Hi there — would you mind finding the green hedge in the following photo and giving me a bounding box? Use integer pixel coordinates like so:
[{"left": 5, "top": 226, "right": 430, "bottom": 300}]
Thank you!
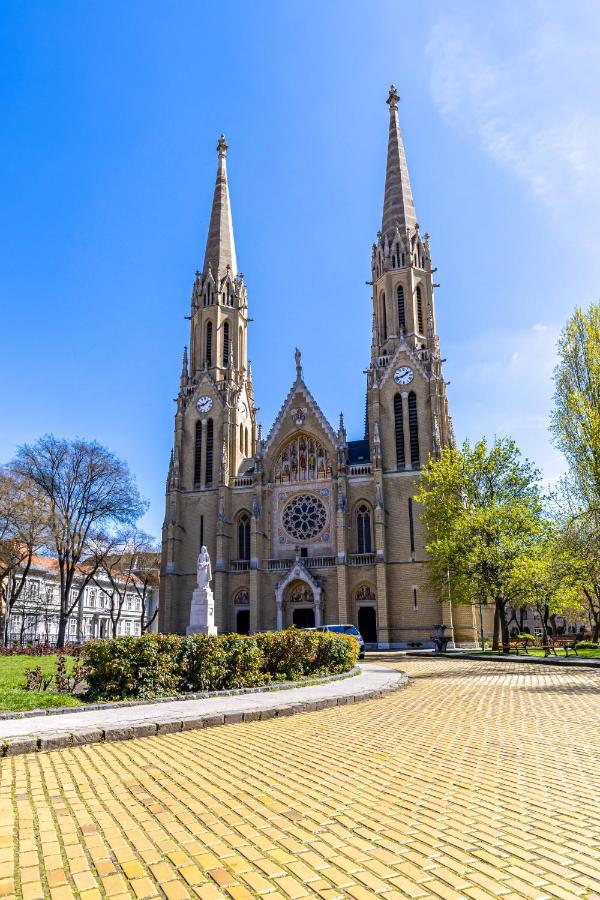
[{"left": 81, "top": 630, "right": 358, "bottom": 700}]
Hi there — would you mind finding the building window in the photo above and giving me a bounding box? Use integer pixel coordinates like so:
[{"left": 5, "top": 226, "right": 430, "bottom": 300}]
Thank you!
[
  {"left": 194, "top": 421, "right": 202, "bottom": 486},
  {"left": 238, "top": 512, "right": 251, "bottom": 560},
  {"left": 408, "top": 392, "right": 420, "bottom": 467},
  {"left": 223, "top": 321, "right": 230, "bottom": 367},
  {"left": 394, "top": 394, "right": 405, "bottom": 469},
  {"left": 397, "top": 285, "right": 405, "bottom": 332},
  {"left": 239, "top": 326, "right": 243, "bottom": 366},
  {"left": 380, "top": 293, "right": 387, "bottom": 341},
  {"left": 244, "top": 427, "right": 249, "bottom": 457},
  {"left": 356, "top": 504, "right": 372, "bottom": 554},
  {"left": 205, "top": 419, "right": 214, "bottom": 486},
  {"left": 205, "top": 321, "right": 213, "bottom": 367},
  {"left": 416, "top": 286, "right": 424, "bottom": 333},
  {"left": 240, "top": 423, "right": 244, "bottom": 453},
  {"left": 408, "top": 497, "right": 415, "bottom": 554},
  {"left": 413, "top": 587, "right": 418, "bottom": 609},
  {"left": 274, "top": 433, "right": 330, "bottom": 482}
]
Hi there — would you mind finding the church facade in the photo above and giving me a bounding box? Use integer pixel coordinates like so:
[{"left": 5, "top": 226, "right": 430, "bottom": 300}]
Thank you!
[{"left": 159, "top": 86, "right": 478, "bottom": 648}]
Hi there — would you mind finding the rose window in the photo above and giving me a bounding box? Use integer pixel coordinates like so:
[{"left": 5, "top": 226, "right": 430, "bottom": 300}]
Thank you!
[{"left": 281, "top": 494, "right": 327, "bottom": 541}]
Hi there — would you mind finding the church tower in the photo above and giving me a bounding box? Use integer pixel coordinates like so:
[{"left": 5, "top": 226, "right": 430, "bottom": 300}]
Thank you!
[
  {"left": 160, "top": 135, "right": 256, "bottom": 634},
  {"left": 364, "top": 85, "right": 455, "bottom": 646}
]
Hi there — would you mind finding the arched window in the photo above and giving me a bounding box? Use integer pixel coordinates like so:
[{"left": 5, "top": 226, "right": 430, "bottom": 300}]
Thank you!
[
  {"left": 237, "top": 513, "right": 251, "bottom": 560},
  {"left": 204, "top": 283, "right": 211, "bottom": 306},
  {"left": 194, "top": 421, "right": 202, "bottom": 486},
  {"left": 408, "top": 392, "right": 420, "bottom": 467},
  {"left": 274, "top": 433, "right": 330, "bottom": 482},
  {"left": 356, "top": 504, "right": 372, "bottom": 554},
  {"left": 244, "top": 427, "right": 249, "bottom": 457},
  {"left": 416, "top": 286, "right": 424, "bottom": 333},
  {"left": 397, "top": 286, "right": 405, "bottom": 333},
  {"left": 205, "top": 419, "right": 214, "bottom": 486},
  {"left": 380, "top": 293, "right": 387, "bottom": 341},
  {"left": 223, "top": 322, "right": 230, "bottom": 367},
  {"left": 394, "top": 394, "right": 405, "bottom": 469},
  {"left": 239, "top": 423, "right": 244, "bottom": 453},
  {"left": 239, "top": 326, "right": 244, "bottom": 367},
  {"left": 205, "top": 321, "right": 213, "bottom": 367}
]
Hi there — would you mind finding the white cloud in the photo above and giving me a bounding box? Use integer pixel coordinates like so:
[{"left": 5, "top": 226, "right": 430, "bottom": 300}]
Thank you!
[
  {"left": 447, "top": 321, "right": 566, "bottom": 485},
  {"left": 427, "top": 3, "right": 600, "bottom": 227}
]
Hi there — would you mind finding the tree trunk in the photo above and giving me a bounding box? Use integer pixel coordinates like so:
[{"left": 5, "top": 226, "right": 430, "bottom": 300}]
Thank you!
[
  {"left": 497, "top": 598, "right": 509, "bottom": 653},
  {"left": 593, "top": 616, "right": 600, "bottom": 643},
  {"left": 56, "top": 615, "right": 68, "bottom": 650},
  {"left": 492, "top": 603, "right": 500, "bottom": 651}
]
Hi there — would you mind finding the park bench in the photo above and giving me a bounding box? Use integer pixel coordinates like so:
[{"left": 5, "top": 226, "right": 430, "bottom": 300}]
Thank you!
[
  {"left": 548, "top": 636, "right": 579, "bottom": 656},
  {"left": 509, "top": 638, "right": 536, "bottom": 655}
]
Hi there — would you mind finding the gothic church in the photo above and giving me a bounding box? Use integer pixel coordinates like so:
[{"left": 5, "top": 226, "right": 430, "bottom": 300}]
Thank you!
[{"left": 159, "top": 86, "right": 478, "bottom": 647}]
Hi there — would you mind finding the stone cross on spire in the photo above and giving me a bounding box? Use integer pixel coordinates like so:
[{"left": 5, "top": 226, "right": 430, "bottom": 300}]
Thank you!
[
  {"left": 203, "top": 133, "right": 238, "bottom": 279},
  {"left": 382, "top": 85, "right": 417, "bottom": 240}
]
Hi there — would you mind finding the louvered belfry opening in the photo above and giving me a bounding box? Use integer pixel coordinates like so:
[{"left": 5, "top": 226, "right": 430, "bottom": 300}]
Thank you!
[
  {"left": 408, "top": 392, "right": 420, "bottom": 466},
  {"left": 394, "top": 393, "right": 405, "bottom": 469}
]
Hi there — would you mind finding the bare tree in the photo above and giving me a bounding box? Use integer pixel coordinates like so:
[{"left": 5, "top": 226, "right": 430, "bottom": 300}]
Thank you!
[
  {"left": 0, "top": 467, "right": 48, "bottom": 645},
  {"left": 13, "top": 436, "right": 146, "bottom": 648},
  {"left": 92, "top": 529, "right": 157, "bottom": 638}
]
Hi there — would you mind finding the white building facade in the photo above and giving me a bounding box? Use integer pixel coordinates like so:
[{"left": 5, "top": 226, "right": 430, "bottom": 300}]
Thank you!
[{"left": 5, "top": 555, "right": 159, "bottom": 646}]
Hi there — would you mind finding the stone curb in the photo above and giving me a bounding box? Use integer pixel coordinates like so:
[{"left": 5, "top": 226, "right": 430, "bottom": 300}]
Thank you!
[
  {"left": 406, "top": 651, "right": 600, "bottom": 670},
  {"left": 0, "top": 666, "right": 360, "bottom": 722},
  {"left": 0, "top": 671, "right": 408, "bottom": 757}
]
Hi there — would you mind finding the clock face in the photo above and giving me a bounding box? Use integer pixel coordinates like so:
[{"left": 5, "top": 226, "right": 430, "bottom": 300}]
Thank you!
[
  {"left": 196, "top": 395, "right": 213, "bottom": 414},
  {"left": 240, "top": 401, "right": 247, "bottom": 418},
  {"left": 394, "top": 366, "right": 414, "bottom": 386}
]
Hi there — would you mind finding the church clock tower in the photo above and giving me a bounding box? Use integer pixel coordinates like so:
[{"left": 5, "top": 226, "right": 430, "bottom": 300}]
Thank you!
[
  {"left": 160, "top": 135, "right": 256, "bottom": 634},
  {"left": 364, "top": 85, "right": 454, "bottom": 647}
]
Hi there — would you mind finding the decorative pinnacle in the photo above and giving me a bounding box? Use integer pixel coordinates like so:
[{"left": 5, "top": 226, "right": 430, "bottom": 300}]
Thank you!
[
  {"left": 294, "top": 347, "right": 302, "bottom": 379},
  {"left": 387, "top": 84, "right": 400, "bottom": 110},
  {"left": 217, "top": 133, "right": 228, "bottom": 156}
]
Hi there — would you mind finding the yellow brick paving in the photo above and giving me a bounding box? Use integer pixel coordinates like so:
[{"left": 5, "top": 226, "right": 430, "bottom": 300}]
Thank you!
[{"left": 1, "top": 656, "right": 600, "bottom": 900}]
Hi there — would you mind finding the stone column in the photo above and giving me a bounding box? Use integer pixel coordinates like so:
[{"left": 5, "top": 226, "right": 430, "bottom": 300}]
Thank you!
[
  {"left": 276, "top": 596, "right": 283, "bottom": 631},
  {"left": 314, "top": 589, "right": 322, "bottom": 627}
]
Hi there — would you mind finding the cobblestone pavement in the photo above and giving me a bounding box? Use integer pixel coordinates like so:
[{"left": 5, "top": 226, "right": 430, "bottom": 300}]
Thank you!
[{"left": 1, "top": 655, "right": 599, "bottom": 900}]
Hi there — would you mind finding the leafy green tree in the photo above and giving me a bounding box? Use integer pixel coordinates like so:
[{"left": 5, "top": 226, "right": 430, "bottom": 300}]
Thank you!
[
  {"left": 551, "top": 303, "right": 600, "bottom": 516},
  {"left": 510, "top": 529, "right": 581, "bottom": 644},
  {"left": 415, "top": 438, "right": 543, "bottom": 651}
]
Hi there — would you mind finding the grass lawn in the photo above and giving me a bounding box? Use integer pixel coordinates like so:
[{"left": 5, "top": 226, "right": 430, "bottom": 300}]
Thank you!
[
  {"left": 0, "top": 655, "right": 83, "bottom": 712},
  {"left": 467, "top": 647, "right": 600, "bottom": 659}
]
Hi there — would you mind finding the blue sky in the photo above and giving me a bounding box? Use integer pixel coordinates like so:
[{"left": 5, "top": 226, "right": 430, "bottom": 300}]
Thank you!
[{"left": 1, "top": 0, "right": 599, "bottom": 538}]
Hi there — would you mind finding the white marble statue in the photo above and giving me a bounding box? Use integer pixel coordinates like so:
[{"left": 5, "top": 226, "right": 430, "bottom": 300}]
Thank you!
[
  {"left": 196, "top": 545, "right": 212, "bottom": 589},
  {"left": 188, "top": 545, "right": 217, "bottom": 636}
]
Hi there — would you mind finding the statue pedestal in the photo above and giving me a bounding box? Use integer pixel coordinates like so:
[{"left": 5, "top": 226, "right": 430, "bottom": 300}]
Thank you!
[{"left": 186, "top": 586, "right": 217, "bottom": 636}]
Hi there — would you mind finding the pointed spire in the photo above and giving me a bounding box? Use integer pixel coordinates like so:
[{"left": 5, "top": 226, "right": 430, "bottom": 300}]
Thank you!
[
  {"left": 180, "top": 345, "right": 189, "bottom": 389},
  {"left": 203, "top": 134, "right": 237, "bottom": 278},
  {"left": 382, "top": 85, "right": 416, "bottom": 240}
]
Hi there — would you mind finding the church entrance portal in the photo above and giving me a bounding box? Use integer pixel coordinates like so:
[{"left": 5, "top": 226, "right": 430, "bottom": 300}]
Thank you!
[
  {"left": 358, "top": 606, "right": 377, "bottom": 644},
  {"left": 236, "top": 608, "right": 250, "bottom": 635},
  {"left": 292, "top": 607, "right": 315, "bottom": 629}
]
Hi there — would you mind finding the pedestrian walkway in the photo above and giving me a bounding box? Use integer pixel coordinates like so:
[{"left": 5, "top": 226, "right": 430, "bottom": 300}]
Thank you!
[
  {"left": 0, "top": 664, "right": 406, "bottom": 753},
  {"left": 1, "top": 655, "right": 599, "bottom": 899}
]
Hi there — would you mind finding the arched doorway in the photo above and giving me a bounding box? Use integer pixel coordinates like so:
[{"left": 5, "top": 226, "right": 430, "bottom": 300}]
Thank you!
[
  {"left": 236, "top": 608, "right": 250, "bottom": 634},
  {"left": 233, "top": 589, "right": 250, "bottom": 635},
  {"left": 287, "top": 581, "right": 315, "bottom": 628},
  {"left": 358, "top": 606, "right": 377, "bottom": 644},
  {"left": 275, "top": 560, "right": 322, "bottom": 630},
  {"left": 355, "top": 585, "right": 378, "bottom": 645}
]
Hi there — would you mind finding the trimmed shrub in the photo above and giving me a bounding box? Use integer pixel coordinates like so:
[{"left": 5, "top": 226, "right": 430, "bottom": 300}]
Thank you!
[
  {"left": 82, "top": 633, "right": 182, "bottom": 699},
  {"left": 82, "top": 629, "right": 358, "bottom": 700},
  {"left": 178, "top": 634, "right": 265, "bottom": 692}
]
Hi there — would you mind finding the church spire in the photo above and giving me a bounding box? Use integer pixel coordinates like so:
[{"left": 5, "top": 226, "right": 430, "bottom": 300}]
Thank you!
[
  {"left": 203, "top": 134, "right": 237, "bottom": 278},
  {"left": 381, "top": 85, "right": 416, "bottom": 240}
]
